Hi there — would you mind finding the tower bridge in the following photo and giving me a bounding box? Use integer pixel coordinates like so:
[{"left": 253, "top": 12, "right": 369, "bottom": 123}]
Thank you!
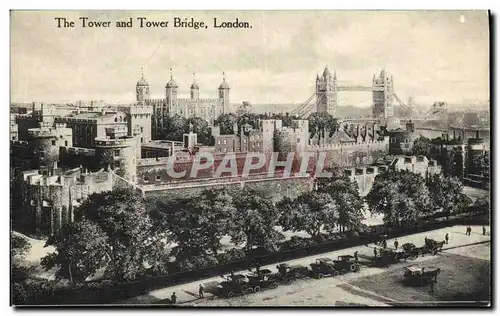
[{"left": 290, "top": 67, "right": 423, "bottom": 122}]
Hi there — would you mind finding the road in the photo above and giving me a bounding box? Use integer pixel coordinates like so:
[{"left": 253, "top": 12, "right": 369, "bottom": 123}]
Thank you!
[{"left": 118, "top": 224, "right": 490, "bottom": 306}]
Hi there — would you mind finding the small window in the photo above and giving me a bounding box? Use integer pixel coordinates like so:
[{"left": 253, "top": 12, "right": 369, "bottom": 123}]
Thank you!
[
  {"left": 114, "top": 117, "right": 118, "bottom": 122},
  {"left": 223, "top": 148, "right": 227, "bottom": 153},
  {"left": 217, "top": 140, "right": 221, "bottom": 145},
  {"left": 223, "top": 139, "right": 227, "bottom": 145},
  {"left": 144, "top": 176, "right": 149, "bottom": 182},
  {"left": 114, "top": 161, "right": 121, "bottom": 169},
  {"left": 114, "top": 150, "right": 120, "bottom": 157},
  {"left": 391, "top": 137, "right": 396, "bottom": 143},
  {"left": 250, "top": 136, "right": 254, "bottom": 141},
  {"left": 243, "top": 139, "right": 247, "bottom": 144},
  {"left": 404, "top": 138, "right": 409, "bottom": 143},
  {"left": 39, "top": 152, "right": 45, "bottom": 158},
  {"left": 12, "top": 136, "right": 15, "bottom": 140},
  {"left": 51, "top": 140, "right": 56, "bottom": 145},
  {"left": 189, "top": 109, "right": 194, "bottom": 114},
  {"left": 156, "top": 175, "right": 161, "bottom": 181},
  {"left": 201, "top": 108, "right": 204, "bottom": 114},
  {"left": 141, "top": 127, "right": 144, "bottom": 133},
  {"left": 141, "top": 137, "right": 144, "bottom": 143},
  {"left": 65, "top": 141, "right": 68, "bottom": 146},
  {"left": 297, "top": 138, "right": 301, "bottom": 143}
]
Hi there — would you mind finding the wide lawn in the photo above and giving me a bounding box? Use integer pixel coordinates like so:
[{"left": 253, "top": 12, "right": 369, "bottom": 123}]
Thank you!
[{"left": 343, "top": 248, "right": 491, "bottom": 306}]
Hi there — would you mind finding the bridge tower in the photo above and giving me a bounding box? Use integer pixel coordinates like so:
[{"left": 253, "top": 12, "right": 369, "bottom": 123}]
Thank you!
[
  {"left": 316, "top": 66, "right": 338, "bottom": 116},
  {"left": 372, "top": 70, "right": 394, "bottom": 119}
]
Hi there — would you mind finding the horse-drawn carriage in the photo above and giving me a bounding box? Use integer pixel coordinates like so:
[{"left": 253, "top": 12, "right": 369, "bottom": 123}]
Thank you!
[
  {"left": 403, "top": 265, "right": 441, "bottom": 286},
  {"left": 424, "top": 238, "right": 445, "bottom": 255}
]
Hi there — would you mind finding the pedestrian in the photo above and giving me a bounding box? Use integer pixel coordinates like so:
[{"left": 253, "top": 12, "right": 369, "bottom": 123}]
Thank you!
[
  {"left": 373, "top": 247, "right": 377, "bottom": 258},
  {"left": 199, "top": 284, "right": 204, "bottom": 298},
  {"left": 445, "top": 233, "right": 449, "bottom": 244},
  {"left": 468, "top": 226, "right": 472, "bottom": 236},
  {"left": 171, "top": 292, "right": 177, "bottom": 305},
  {"left": 394, "top": 239, "right": 399, "bottom": 250},
  {"left": 354, "top": 251, "right": 359, "bottom": 262},
  {"left": 483, "top": 226, "right": 486, "bottom": 235}
]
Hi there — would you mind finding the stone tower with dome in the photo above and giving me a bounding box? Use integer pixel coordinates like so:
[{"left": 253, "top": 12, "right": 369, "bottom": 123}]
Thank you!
[
  {"left": 136, "top": 71, "right": 151, "bottom": 103},
  {"left": 143, "top": 70, "right": 231, "bottom": 138}
]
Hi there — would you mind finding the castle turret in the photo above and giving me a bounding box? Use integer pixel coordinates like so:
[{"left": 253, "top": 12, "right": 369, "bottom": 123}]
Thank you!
[
  {"left": 94, "top": 136, "right": 138, "bottom": 183},
  {"left": 165, "top": 69, "right": 178, "bottom": 115},
  {"left": 190, "top": 73, "right": 199, "bottom": 99},
  {"left": 136, "top": 71, "right": 150, "bottom": 103},
  {"left": 218, "top": 72, "right": 230, "bottom": 114},
  {"left": 28, "top": 122, "right": 59, "bottom": 170}
]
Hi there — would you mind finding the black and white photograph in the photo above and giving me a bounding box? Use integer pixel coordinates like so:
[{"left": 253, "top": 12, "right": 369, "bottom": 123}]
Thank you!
[{"left": 9, "top": 10, "right": 491, "bottom": 307}]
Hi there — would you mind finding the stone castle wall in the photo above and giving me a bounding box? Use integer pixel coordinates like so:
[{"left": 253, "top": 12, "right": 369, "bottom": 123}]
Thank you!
[{"left": 144, "top": 176, "right": 313, "bottom": 204}]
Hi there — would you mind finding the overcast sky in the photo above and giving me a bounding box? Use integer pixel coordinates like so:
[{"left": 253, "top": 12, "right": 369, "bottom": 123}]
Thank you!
[{"left": 11, "top": 10, "right": 489, "bottom": 109}]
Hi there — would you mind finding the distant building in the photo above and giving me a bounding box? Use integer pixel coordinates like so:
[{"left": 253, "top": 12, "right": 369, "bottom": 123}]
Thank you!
[{"left": 142, "top": 73, "right": 230, "bottom": 137}]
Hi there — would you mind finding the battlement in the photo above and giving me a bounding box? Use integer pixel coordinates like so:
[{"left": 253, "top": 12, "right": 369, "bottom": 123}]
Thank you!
[
  {"left": 137, "top": 157, "right": 171, "bottom": 166},
  {"left": 307, "top": 138, "right": 388, "bottom": 151},
  {"left": 176, "top": 98, "right": 222, "bottom": 104},
  {"left": 15, "top": 113, "right": 33, "bottom": 119},
  {"left": 64, "top": 146, "right": 96, "bottom": 156},
  {"left": 94, "top": 136, "right": 135, "bottom": 147},
  {"left": 10, "top": 140, "right": 29, "bottom": 146},
  {"left": 344, "top": 164, "right": 392, "bottom": 177},
  {"left": 27, "top": 129, "right": 57, "bottom": 138},
  {"left": 126, "top": 105, "right": 153, "bottom": 115},
  {"left": 145, "top": 98, "right": 166, "bottom": 106},
  {"left": 57, "top": 117, "right": 98, "bottom": 124}
]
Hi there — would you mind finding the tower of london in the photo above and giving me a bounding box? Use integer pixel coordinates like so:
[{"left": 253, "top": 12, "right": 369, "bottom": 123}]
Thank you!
[{"left": 137, "top": 72, "right": 230, "bottom": 137}]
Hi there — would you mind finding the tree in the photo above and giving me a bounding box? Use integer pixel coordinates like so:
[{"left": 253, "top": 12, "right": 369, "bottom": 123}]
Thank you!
[
  {"left": 315, "top": 171, "right": 365, "bottom": 232},
  {"left": 412, "top": 136, "right": 432, "bottom": 157},
  {"left": 168, "top": 188, "right": 237, "bottom": 257},
  {"left": 185, "top": 117, "right": 212, "bottom": 145},
  {"left": 278, "top": 191, "right": 338, "bottom": 237},
  {"left": 229, "top": 189, "right": 283, "bottom": 252},
  {"left": 41, "top": 219, "right": 109, "bottom": 282},
  {"left": 75, "top": 188, "right": 156, "bottom": 281},
  {"left": 426, "top": 174, "right": 471, "bottom": 217},
  {"left": 366, "top": 170, "right": 432, "bottom": 227},
  {"left": 214, "top": 113, "right": 238, "bottom": 134},
  {"left": 307, "top": 112, "right": 339, "bottom": 138},
  {"left": 471, "top": 152, "right": 490, "bottom": 177},
  {"left": 11, "top": 233, "right": 31, "bottom": 260},
  {"left": 160, "top": 115, "right": 187, "bottom": 140}
]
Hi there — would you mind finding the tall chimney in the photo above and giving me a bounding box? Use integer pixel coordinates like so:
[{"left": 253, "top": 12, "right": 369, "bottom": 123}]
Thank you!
[{"left": 453, "top": 130, "right": 456, "bottom": 140}]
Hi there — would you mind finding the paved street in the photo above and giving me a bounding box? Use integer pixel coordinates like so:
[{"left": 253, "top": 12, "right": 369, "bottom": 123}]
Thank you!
[{"left": 117, "top": 224, "right": 490, "bottom": 306}]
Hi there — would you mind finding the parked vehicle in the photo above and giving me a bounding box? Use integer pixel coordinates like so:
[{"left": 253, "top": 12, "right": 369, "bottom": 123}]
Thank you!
[
  {"left": 246, "top": 269, "right": 279, "bottom": 292},
  {"left": 310, "top": 258, "right": 339, "bottom": 278},
  {"left": 276, "top": 263, "right": 310, "bottom": 284},
  {"left": 333, "top": 255, "right": 360, "bottom": 274},
  {"left": 215, "top": 274, "right": 252, "bottom": 298}
]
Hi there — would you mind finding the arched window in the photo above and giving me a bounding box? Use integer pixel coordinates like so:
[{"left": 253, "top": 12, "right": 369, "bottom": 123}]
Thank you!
[{"left": 114, "top": 117, "right": 118, "bottom": 122}]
